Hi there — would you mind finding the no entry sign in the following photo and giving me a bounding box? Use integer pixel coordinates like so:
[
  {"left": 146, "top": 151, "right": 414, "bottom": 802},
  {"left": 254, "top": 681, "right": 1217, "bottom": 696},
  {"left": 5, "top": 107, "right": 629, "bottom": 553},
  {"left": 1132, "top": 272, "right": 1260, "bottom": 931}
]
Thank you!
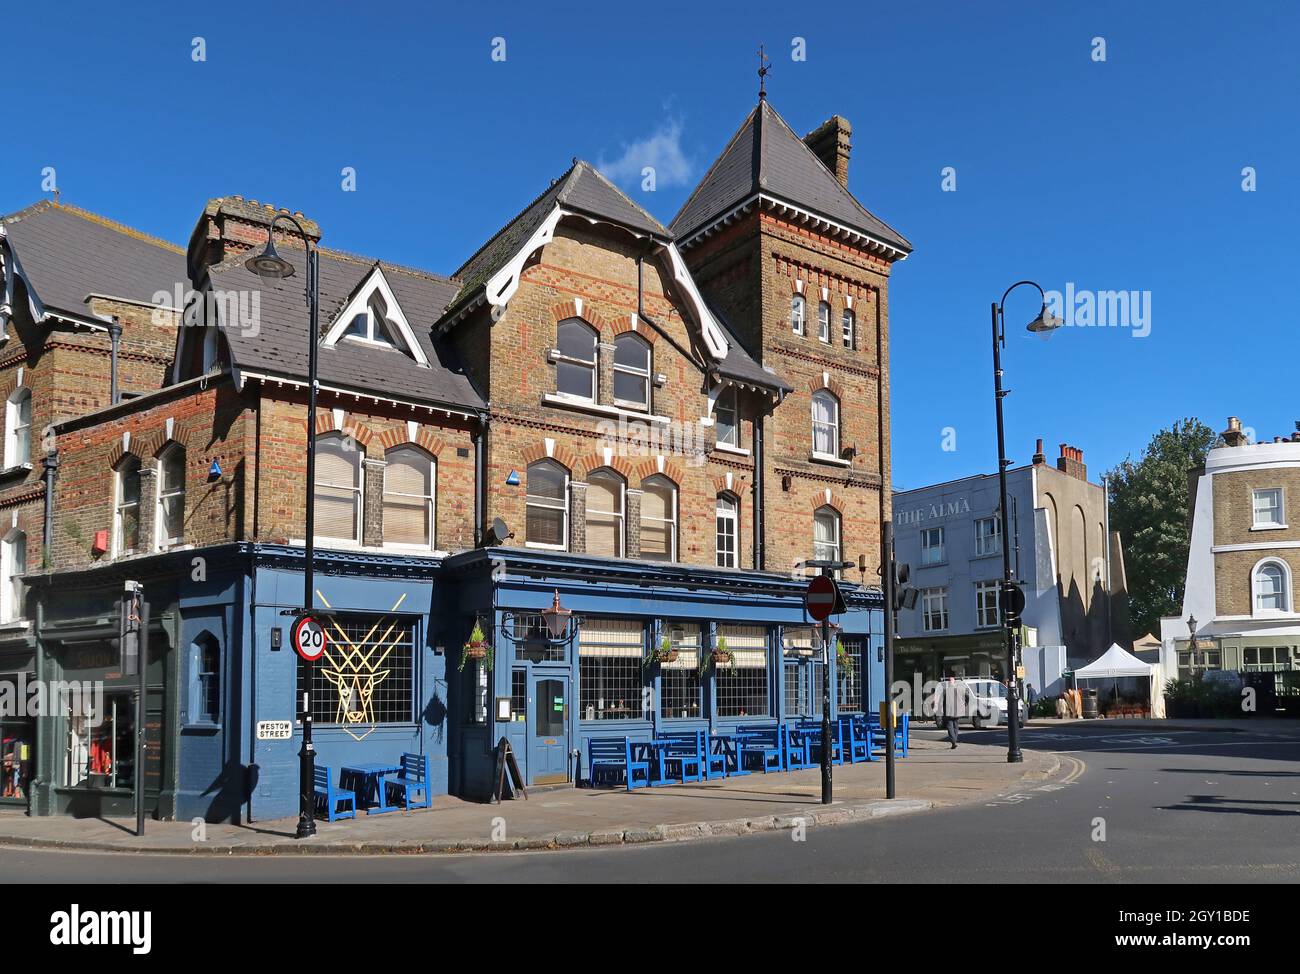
[
  {"left": 804, "top": 575, "right": 841, "bottom": 622},
  {"left": 291, "top": 614, "right": 328, "bottom": 662}
]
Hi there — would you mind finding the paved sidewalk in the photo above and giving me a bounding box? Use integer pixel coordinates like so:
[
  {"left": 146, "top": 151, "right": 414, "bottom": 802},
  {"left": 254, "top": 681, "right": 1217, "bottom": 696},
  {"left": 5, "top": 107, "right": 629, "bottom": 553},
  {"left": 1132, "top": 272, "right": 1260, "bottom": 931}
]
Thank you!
[{"left": 0, "top": 738, "right": 1059, "bottom": 856}]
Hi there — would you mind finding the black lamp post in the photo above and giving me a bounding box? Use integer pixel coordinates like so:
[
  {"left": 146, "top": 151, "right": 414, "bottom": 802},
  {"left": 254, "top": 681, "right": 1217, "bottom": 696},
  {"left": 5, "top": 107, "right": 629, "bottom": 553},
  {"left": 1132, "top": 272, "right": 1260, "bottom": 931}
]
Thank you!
[
  {"left": 991, "top": 281, "right": 1061, "bottom": 763},
  {"left": 246, "top": 213, "right": 320, "bottom": 839}
]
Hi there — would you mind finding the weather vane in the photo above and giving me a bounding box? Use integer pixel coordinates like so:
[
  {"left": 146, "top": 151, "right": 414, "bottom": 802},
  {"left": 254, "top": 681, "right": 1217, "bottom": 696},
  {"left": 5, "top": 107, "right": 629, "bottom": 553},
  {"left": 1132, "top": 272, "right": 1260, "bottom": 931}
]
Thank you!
[{"left": 757, "top": 43, "right": 770, "bottom": 99}]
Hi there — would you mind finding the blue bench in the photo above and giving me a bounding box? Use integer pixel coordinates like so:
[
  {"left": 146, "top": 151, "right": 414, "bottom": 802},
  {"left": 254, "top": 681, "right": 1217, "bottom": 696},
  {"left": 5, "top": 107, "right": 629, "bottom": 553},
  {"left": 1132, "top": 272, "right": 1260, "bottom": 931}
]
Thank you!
[
  {"left": 840, "top": 715, "right": 872, "bottom": 763},
  {"left": 784, "top": 722, "right": 813, "bottom": 769},
  {"left": 587, "top": 736, "right": 652, "bottom": 791},
  {"left": 737, "top": 723, "right": 785, "bottom": 773},
  {"left": 384, "top": 752, "right": 431, "bottom": 811},
  {"left": 653, "top": 731, "right": 704, "bottom": 785},
  {"left": 795, "top": 719, "right": 844, "bottom": 766},
  {"left": 701, "top": 733, "right": 729, "bottom": 779},
  {"left": 314, "top": 766, "right": 356, "bottom": 822},
  {"left": 867, "top": 712, "right": 909, "bottom": 757}
]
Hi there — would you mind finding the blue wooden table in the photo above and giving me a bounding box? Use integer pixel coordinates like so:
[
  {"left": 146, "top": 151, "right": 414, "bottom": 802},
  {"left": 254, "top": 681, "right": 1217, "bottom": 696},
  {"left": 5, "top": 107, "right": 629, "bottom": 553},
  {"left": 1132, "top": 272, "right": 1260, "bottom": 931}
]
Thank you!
[
  {"left": 341, "top": 762, "right": 402, "bottom": 815},
  {"left": 711, "top": 732, "right": 758, "bottom": 776}
]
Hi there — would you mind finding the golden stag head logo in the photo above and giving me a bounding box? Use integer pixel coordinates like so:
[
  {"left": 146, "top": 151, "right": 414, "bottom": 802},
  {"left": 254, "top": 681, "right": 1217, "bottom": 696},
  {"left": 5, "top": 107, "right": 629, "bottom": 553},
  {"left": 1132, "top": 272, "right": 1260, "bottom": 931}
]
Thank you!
[{"left": 315, "top": 593, "right": 408, "bottom": 742}]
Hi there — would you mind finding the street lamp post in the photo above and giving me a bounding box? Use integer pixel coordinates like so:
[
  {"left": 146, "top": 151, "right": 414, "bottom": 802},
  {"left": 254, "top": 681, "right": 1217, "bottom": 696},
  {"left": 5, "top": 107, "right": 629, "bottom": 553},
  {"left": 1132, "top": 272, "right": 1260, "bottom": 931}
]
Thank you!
[
  {"left": 991, "top": 282, "right": 1061, "bottom": 764},
  {"left": 246, "top": 214, "right": 320, "bottom": 839}
]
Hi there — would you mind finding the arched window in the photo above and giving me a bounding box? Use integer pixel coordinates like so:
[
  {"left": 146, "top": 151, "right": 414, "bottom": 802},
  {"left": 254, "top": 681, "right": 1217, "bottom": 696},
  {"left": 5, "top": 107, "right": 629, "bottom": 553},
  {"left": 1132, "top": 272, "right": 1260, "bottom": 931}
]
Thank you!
[
  {"left": 612, "top": 333, "right": 651, "bottom": 409},
  {"left": 585, "top": 469, "right": 625, "bottom": 557},
  {"left": 314, "top": 433, "right": 363, "bottom": 543},
  {"left": 526, "top": 460, "right": 569, "bottom": 549},
  {"left": 4, "top": 387, "right": 31, "bottom": 468},
  {"left": 818, "top": 301, "right": 831, "bottom": 342},
  {"left": 114, "top": 456, "right": 142, "bottom": 556},
  {"left": 640, "top": 475, "right": 677, "bottom": 562},
  {"left": 811, "top": 389, "right": 840, "bottom": 458},
  {"left": 716, "top": 493, "right": 738, "bottom": 569},
  {"left": 790, "top": 294, "right": 806, "bottom": 335},
  {"left": 556, "top": 319, "right": 597, "bottom": 401},
  {"left": 156, "top": 445, "right": 186, "bottom": 549},
  {"left": 813, "top": 506, "right": 841, "bottom": 568},
  {"left": 383, "top": 446, "right": 436, "bottom": 548},
  {"left": 189, "top": 632, "right": 221, "bottom": 725},
  {"left": 841, "top": 307, "right": 855, "bottom": 348},
  {"left": 1, "top": 530, "right": 26, "bottom": 623},
  {"left": 1253, "top": 559, "right": 1291, "bottom": 614}
]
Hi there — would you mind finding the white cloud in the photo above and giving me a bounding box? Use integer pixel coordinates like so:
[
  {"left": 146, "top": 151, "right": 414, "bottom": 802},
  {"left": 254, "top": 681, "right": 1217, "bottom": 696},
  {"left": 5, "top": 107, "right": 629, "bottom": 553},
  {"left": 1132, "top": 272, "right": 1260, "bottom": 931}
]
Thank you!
[{"left": 597, "top": 118, "right": 694, "bottom": 189}]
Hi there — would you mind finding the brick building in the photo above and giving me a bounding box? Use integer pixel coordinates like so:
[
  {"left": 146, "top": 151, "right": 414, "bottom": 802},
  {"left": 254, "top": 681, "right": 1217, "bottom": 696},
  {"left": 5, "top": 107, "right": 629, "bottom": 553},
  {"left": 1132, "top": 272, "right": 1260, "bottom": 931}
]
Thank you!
[
  {"left": 4, "top": 95, "right": 913, "bottom": 820},
  {"left": 1160, "top": 417, "right": 1300, "bottom": 699}
]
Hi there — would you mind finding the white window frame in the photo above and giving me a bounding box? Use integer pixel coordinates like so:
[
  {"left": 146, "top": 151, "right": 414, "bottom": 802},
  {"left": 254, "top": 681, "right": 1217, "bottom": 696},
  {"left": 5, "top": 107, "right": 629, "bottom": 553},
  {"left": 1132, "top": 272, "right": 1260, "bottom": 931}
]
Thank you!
[
  {"left": 714, "top": 385, "right": 739, "bottom": 448},
  {"left": 922, "top": 587, "right": 949, "bottom": 632},
  {"left": 640, "top": 475, "right": 678, "bottom": 562},
  {"left": 382, "top": 446, "right": 437, "bottom": 550},
  {"left": 811, "top": 390, "right": 840, "bottom": 459},
  {"left": 813, "top": 506, "right": 841, "bottom": 571},
  {"left": 0, "top": 529, "right": 26, "bottom": 623},
  {"left": 526, "top": 460, "right": 570, "bottom": 551},
  {"left": 321, "top": 266, "right": 428, "bottom": 365},
  {"left": 314, "top": 434, "right": 364, "bottom": 545},
  {"left": 584, "top": 468, "right": 625, "bottom": 558},
  {"left": 611, "top": 333, "right": 651, "bottom": 411},
  {"left": 1252, "top": 488, "right": 1285, "bottom": 529},
  {"left": 554, "top": 319, "right": 598, "bottom": 403},
  {"left": 113, "top": 457, "right": 142, "bottom": 557},
  {"left": 155, "top": 445, "right": 186, "bottom": 550},
  {"left": 841, "top": 307, "right": 854, "bottom": 348},
  {"left": 790, "top": 294, "right": 805, "bottom": 335},
  {"left": 1251, "top": 558, "right": 1292, "bottom": 615},
  {"left": 716, "top": 493, "right": 738, "bottom": 569},
  {"left": 920, "top": 526, "right": 945, "bottom": 565},
  {"left": 975, "top": 580, "right": 1001, "bottom": 629},
  {"left": 975, "top": 515, "right": 1002, "bottom": 556},
  {"left": 4, "top": 386, "right": 31, "bottom": 469},
  {"left": 817, "top": 301, "right": 831, "bottom": 343}
]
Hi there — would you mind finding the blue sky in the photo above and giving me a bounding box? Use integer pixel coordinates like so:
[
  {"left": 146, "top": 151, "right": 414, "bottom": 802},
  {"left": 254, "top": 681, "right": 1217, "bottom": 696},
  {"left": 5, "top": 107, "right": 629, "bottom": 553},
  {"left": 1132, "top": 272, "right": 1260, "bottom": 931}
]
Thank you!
[{"left": 5, "top": 0, "right": 1296, "bottom": 489}]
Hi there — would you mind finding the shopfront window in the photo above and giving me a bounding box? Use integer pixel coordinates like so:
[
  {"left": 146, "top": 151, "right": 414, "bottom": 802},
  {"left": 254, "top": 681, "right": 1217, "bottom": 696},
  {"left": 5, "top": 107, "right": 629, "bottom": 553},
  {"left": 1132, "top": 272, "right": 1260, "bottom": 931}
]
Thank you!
[
  {"left": 65, "top": 692, "right": 134, "bottom": 789},
  {"left": 659, "top": 624, "right": 701, "bottom": 719},
  {"left": 782, "top": 627, "right": 825, "bottom": 717},
  {"left": 1, "top": 680, "right": 33, "bottom": 802},
  {"left": 579, "top": 618, "right": 645, "bottom": 721},
  {"left": 838, "top": 643, "right": 863, "bottom": 712},
  {"left": 297, "top": 614, "right": 416, "bottom": 728},
  {"left": 716, "top": 624, "right": 769, "bottom": 718}
]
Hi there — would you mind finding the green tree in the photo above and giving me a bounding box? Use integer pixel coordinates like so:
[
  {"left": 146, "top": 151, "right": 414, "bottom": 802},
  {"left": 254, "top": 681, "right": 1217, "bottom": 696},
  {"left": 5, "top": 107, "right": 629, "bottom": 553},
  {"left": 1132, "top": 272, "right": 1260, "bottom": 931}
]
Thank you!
[{"left": 1106, "top": 418, "right": 1217, "bottom": 638}]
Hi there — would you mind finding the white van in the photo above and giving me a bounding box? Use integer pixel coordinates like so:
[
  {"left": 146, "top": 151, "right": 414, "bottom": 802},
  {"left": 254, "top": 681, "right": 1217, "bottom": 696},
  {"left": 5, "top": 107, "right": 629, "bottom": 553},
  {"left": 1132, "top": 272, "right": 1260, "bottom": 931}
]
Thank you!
[{"left": 931, "top": 678, "right": 1025, "bottom": 729}]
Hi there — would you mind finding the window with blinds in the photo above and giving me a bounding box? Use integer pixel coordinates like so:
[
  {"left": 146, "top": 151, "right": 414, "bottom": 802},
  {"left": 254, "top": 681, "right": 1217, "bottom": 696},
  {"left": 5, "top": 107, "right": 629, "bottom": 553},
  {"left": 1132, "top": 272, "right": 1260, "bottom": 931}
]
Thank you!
[
  {"left": 584, "top": 470, "right": 624, "bottom": 557},
  {"left": 579, "top": 618, "right": 645, "bottom": 721},
  {"left": 383, "top": 447, "right": 435, "bottom": 548},
  {"left": 315, "top": 434, "right": 363, "bottom": 542},
  {"left": 716, "top": 624, "right": 769, "bottom": 717},
  {"left": 660, "top": 623, "right": 701, "bottom": 719},
  {"left": 526, "top": 460, "right": 568, "bottom": 549},
  {"left": 640, "top": 476, "right": 676, "bottom": 562}
]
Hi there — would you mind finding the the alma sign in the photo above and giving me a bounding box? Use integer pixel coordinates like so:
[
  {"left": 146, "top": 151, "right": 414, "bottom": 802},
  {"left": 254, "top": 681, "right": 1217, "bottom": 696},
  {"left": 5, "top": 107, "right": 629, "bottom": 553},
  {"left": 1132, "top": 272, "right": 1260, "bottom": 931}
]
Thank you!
[{"left": 894, "top": 497, "right": 971, "bottom": 526}]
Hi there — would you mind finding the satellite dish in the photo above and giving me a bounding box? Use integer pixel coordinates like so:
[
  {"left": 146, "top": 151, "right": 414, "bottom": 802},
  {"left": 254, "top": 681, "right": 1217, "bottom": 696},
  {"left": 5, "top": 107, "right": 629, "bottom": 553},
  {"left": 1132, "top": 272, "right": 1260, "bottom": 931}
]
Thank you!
[{"left": 481, "top": 517, "right": 513, "bottom": 547}]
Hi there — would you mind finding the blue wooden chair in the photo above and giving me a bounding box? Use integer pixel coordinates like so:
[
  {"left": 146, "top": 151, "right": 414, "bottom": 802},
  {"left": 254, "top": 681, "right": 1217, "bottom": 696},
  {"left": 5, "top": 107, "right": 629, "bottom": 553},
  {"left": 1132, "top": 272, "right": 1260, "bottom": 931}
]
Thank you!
[
  {"left": 653, "top": 731, "right": 703, "bottom": 785},
  {"left": 385, "top": 752, "right": 431, "bottom": 810},
  {"left": 703, "top": 731, "right": 729, "bottom": 779},
  {"left": 737, "top": 723, "right": 785, "bottom": 773},
  {"left": 587, "top": 736, "right": 651, "bottom": 790},
  {"left": 314, "top": 766, "right": 356, "bottom": 822}
]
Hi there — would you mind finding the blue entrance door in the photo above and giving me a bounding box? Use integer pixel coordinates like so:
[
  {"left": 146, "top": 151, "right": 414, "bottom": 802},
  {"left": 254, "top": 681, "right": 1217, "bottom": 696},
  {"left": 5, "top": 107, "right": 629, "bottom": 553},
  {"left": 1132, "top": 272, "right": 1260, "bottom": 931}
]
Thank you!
[{"left": 530, "top": 675, "right": 569, "bottom": 784}]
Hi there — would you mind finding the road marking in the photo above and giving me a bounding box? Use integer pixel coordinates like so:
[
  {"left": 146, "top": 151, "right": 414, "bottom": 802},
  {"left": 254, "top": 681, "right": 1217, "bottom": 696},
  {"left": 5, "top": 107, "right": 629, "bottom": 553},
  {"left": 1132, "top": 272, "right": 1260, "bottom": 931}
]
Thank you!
[{"left": 1055, "top": 740, "right": 1300, "bottom": 753}]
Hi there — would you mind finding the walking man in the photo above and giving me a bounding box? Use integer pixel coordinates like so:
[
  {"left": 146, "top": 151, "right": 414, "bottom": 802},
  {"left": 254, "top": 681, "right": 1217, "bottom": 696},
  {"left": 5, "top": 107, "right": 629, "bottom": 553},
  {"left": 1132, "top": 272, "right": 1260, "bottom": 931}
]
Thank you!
[{"left": 936, "top": 677, "right": 965, "bottom": 749}]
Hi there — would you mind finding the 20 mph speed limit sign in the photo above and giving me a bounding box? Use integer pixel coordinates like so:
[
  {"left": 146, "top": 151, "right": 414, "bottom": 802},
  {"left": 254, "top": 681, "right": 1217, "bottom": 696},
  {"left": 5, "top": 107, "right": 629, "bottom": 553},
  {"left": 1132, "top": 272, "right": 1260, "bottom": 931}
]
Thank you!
[{"left": 291, "top": 614, "right": 328, "bottom": 662}]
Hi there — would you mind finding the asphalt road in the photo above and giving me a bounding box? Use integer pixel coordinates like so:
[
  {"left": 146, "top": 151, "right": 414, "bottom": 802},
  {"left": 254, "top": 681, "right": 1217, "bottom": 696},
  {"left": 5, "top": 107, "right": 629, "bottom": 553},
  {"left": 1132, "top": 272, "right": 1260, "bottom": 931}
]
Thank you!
[{"left": 4, "top": 723, "right": 1297, "bottom": 883}]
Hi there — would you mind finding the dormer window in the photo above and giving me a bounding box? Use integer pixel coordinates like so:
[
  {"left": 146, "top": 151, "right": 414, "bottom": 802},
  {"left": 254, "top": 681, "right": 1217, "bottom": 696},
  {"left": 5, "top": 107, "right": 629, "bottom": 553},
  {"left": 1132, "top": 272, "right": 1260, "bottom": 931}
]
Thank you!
[{"left": 322, "top": 266, "right": 429, "bottom": 366}]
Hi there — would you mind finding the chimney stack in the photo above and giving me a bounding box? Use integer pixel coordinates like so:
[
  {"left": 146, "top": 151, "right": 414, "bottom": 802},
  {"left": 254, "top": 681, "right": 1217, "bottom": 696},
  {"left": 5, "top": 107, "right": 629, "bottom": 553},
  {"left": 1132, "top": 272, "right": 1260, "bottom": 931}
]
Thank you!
[
  {"left": 1056, "top": 443, "right": 1087, "bottom": 481},
  {"left": 186, "top": 196, "right": 323, "bottom": 276},
  {"left": 1032, "top": 438, "right": 1046, "bottom": 465},
  {"left": 803, "top": 116, "right": 852, "bottom": 189},
  {"left": 1220, "top": 416, "right": 1249, "bottom": 448}
]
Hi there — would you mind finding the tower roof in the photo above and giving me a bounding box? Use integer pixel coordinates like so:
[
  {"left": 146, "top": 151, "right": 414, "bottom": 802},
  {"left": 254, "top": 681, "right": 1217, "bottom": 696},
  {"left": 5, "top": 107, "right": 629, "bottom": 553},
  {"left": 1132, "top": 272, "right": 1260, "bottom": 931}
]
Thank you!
[{"left": 669, "top": 100, "right": 912, "bottom": 255}]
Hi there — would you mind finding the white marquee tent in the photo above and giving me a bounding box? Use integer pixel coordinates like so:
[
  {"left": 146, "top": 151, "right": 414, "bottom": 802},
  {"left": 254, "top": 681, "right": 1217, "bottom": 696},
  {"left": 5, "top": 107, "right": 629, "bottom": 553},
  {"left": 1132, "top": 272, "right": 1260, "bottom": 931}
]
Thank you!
[{"left": 1074, "top": 643, "right": 1165, "bottom": 717}]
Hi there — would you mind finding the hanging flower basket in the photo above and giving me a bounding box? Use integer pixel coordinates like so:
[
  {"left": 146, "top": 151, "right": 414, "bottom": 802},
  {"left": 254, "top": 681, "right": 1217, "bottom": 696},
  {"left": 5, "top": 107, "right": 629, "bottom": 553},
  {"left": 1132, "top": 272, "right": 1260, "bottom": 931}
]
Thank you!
[
  {"left": 645, "top": 637, "right": 678, "bottom": 668},
  {"left": 458, "top": 621, "right": 494, "bottom": 672}
]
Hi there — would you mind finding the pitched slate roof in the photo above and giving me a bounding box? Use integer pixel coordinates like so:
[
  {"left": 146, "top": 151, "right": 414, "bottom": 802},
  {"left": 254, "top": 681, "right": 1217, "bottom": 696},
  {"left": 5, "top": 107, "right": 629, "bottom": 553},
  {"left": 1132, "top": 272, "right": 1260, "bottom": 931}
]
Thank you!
[
  {"left": 669, "top": 100, "right": 912, "bottom": 254},
  {"left": 208, "top": 248, "right": 484, "bottom": 413},
  {"left": 445, "top": 160, "right": 670, "bottom": 319},
  {"left": 1, "top": 200, "right": 186, "bottom": 319}
]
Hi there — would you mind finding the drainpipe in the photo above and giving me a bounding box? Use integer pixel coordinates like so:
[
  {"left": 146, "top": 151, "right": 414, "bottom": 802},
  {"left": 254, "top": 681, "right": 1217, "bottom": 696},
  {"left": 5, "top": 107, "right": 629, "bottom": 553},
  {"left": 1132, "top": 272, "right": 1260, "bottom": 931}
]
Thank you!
[
  {"left": 107, "top": 319, "right": 122, "bottom": 405},
  {"left": 753, "top": 413, "right": 765, "bottom": 571},
  {"left": 474, "top": 411, "right": 489, "bottom": 546},
  {"left": 42, "top": 451, "right": 58, "bottom": 562}
]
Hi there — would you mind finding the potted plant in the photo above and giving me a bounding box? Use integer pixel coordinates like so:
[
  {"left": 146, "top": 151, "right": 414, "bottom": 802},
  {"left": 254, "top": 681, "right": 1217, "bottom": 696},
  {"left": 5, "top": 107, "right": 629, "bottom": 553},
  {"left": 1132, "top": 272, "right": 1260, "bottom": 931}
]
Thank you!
[
  {"left": 711, "top": 635, "right": 735, "bottom": 668},
  {"left": 644, "top": 635, "right": 678, "bottom": 668},
  {"left": 835, "top": 638, "right": 856, "bottom": 677},
  {"left": 458, "top": 621, "right": 493, "bottom": 672}
]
